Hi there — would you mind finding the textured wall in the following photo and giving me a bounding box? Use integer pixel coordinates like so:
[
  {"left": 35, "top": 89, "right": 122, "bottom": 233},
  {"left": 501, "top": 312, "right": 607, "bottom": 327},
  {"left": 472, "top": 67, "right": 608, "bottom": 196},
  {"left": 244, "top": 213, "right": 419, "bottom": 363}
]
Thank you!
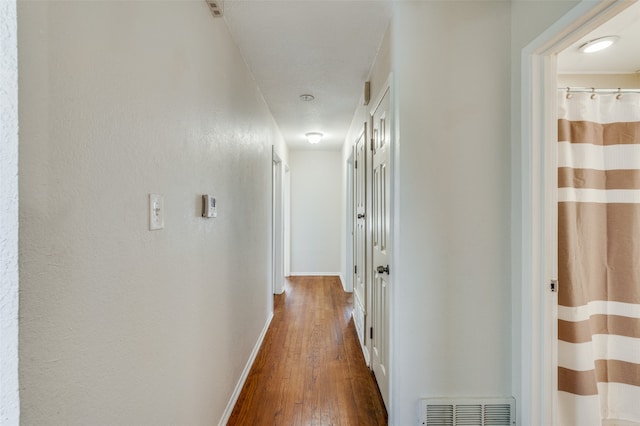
[
  {"left": 0, "top": 1, "right": 19, "bottom": 424},
  {"left": 391, "top": 2, "right": 512, "bottom": 424},
  {"left": 289, "top": 150, "right": 342, "bottom": 275},
  {"left": 18, "top": 1, "right": 286, "bottom": 424}
]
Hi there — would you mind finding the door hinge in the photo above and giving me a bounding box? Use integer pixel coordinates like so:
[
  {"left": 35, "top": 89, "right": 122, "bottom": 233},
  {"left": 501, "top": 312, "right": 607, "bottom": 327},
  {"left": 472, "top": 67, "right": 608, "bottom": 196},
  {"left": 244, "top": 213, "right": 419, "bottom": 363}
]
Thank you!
[
  {"left": 354, "top": 265, "right": 357, "bottom": 274},
  {"left": 550, "top": 279, "right": 558, "bottom": 293},
  {"left": 370, "top": 138, "right": 374, "bottom": 151},
  {"left": 355, "top": 160, "right": 358, "bottom": 169},
  {"left": 370, "top": 327, "right": 373, "bottom": 339}
]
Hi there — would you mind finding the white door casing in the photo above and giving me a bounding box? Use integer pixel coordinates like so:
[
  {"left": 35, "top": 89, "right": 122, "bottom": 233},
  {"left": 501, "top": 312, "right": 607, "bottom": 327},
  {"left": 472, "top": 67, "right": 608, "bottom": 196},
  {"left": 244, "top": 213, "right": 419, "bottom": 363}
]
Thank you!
[
  {"left": 371, "top": 86, "right": 391, "bottom": 408},
  {"left": 518, "top": 1, "right": 632, "bottom": 424},
  {"left": 354, "top": 125, "right": 368, "bottom": 358},
  {"left": 272, "top": 148, "right": 284, "bottom": 294}
]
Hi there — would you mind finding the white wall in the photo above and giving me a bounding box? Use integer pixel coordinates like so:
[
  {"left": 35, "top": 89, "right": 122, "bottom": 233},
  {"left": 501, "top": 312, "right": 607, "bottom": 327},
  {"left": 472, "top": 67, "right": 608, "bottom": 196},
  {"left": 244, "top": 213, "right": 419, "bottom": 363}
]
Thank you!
[
  {"left": 558, "top": 73, "right": 640, "bottom": 88},
  {"left": 289, "top": 150, "right": 342, "bottom": 276},
  {"left": 18, "top": 1, "right": 286, "bottom": 424},
  {"left": 0, "top": 1, "right": 19, "bottom": 424},
  {"left": 391, "top": 2, "right": 512, "bottom": 424}
]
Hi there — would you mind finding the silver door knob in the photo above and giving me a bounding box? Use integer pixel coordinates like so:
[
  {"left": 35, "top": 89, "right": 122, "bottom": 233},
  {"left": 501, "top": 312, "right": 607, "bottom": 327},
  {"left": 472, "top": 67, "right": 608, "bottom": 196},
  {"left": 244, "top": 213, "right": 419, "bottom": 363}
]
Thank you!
[{"left": 376, "top": 265, "right": 389, "bottom": 274}]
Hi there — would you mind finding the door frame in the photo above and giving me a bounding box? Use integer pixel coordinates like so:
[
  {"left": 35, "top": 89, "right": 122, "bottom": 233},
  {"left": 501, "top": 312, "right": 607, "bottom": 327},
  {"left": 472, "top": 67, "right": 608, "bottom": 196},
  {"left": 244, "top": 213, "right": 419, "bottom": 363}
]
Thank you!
[
  {"left": 368, "top": 75, "right": 394, "bottom": 411},
  {"left": 272, "top": 148, "right": 285, "bottom": 295},
  {"left": 0, "top": 2, "right": 20, "bottom": 423},
  {"left": 284, "top": 164, "right": 291, "bottom": 278},
  {"left": 353, "top": 124, "right": 369, "bottom": 361},
  {"left": 518, "top": 1, "right": 633, "bottom": 424},
  {"left": 345, "top": 151, "right": 355, "bottom": 293}
]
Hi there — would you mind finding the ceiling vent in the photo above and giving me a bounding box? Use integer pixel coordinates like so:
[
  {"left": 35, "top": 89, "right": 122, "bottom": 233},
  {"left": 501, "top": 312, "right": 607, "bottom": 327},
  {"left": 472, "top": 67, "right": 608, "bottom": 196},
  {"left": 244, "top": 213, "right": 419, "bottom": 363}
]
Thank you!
[
  {"left": 205, "top": 0, "right": 223, "bottom": 17},
  {"left": 419, "top": 398, "right": 515, "bottom": 426}
]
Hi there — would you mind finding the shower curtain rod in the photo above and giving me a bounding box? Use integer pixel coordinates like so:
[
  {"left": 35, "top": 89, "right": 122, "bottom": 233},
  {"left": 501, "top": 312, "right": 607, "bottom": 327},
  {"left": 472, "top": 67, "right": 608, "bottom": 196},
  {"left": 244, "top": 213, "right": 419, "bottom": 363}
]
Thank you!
[{"left": 560, "top": 86, "right": 640, "bottom": 94}]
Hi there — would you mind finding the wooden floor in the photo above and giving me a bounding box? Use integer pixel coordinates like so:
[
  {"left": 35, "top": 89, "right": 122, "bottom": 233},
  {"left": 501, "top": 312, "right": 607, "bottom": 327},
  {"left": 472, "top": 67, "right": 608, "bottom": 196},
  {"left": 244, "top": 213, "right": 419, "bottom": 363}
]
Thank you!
[{"left": 227, "top": 276, "right": 387, "bottom": 425}]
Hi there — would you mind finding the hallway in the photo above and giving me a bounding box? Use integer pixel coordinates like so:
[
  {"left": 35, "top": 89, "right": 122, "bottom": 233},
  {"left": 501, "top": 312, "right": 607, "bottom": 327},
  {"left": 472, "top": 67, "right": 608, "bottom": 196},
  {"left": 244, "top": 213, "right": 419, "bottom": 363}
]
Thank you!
[{"left": 228, "top": 276, "right": 387, "bottom": 425}]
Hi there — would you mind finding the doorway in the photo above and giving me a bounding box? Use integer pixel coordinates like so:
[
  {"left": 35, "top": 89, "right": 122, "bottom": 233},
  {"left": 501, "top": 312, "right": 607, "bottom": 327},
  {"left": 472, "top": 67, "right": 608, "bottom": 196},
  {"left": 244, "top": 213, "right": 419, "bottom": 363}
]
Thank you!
[
  {"left": 521, "top": 0, "right": 638, "bottom": 423},
  {"left": 272, "top": 148, "right": 285, "bottom": 295},
  {"left": 348, "top": 79, "right": 393, "bottom": 411}
]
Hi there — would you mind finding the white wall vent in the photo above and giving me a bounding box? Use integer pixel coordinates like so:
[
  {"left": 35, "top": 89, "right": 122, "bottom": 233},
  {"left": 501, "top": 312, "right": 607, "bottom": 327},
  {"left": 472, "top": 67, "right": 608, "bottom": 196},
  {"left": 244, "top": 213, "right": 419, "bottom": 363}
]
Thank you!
[{"left": 419, "top": 398, "right": 515, "bottom": 426}]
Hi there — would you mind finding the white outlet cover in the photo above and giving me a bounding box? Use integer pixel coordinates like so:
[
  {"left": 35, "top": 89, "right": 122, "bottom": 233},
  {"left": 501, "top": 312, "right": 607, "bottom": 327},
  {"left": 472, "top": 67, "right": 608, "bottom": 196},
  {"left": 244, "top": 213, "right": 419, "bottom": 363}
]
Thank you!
[{"left": 149, "top": 193, "right": 164, "bottom": 231}]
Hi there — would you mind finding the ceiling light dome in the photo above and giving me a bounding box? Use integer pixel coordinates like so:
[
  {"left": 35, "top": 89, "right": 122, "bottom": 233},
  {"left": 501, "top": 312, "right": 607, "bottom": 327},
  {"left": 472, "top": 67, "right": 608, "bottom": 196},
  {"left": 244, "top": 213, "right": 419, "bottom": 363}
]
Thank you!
[
  {"left": 579, "top": 36, "right": 619, "bottom": 53},
  {"left": 305, "top": 132, "right": 323, "bottom": 144}
]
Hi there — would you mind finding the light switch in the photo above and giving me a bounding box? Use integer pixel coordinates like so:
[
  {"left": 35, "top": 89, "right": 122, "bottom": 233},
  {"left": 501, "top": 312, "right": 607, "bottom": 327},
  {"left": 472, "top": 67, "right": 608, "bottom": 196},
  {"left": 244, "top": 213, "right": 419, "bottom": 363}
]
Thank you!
[{"left": 149, "top": 194, "right": 164, "bottom": 230}]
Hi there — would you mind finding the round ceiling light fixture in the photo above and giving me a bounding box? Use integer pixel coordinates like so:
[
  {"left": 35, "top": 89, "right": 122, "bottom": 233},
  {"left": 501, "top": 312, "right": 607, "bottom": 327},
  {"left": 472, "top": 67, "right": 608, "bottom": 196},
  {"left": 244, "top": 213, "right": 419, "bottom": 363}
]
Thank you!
[
  {"left": 305, "top": 132, "right": 323, "bottom": 144},
  {"left": 579, "top": 36, "right": 619, "bottom": 53},
  {"left": 300, "top": 94, "right": 315, "bottom": 102}
]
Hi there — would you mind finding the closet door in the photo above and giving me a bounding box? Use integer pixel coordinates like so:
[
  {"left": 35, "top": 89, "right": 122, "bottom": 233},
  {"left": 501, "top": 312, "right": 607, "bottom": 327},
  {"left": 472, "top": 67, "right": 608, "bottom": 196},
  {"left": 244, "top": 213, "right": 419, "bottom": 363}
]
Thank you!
[
  {"left": 370, "top": 86, "right": 390, "bottom": 408},
  {"left": 354, "top": 126, "right": 368, "bottom": 352}
]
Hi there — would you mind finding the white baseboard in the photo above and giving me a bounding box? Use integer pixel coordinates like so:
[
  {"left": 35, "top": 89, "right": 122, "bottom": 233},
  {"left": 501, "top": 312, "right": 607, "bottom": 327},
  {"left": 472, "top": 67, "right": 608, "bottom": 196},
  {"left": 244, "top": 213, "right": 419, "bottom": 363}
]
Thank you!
[
  {"left": 218, "top": 312, "right": 274, "bottom": 426},
  {"left": 351, "top": 308, "right": 370, "bottom": 366},
  {"left": 361, "top": 340, "right": 370, "bottom": 366},
  {"left": 289, "top": 272, "right": 341, "bottom": 276}
]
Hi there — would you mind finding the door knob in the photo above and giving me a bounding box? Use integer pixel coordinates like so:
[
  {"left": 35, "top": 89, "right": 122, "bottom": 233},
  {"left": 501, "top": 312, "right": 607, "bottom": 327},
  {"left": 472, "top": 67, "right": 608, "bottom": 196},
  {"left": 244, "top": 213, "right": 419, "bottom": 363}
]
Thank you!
[
  {"left": 357, "top": 213, "right": 365, "bottom": 219},
  {"left": 376, "top": 265, "right": 389, "bottom": 274}
]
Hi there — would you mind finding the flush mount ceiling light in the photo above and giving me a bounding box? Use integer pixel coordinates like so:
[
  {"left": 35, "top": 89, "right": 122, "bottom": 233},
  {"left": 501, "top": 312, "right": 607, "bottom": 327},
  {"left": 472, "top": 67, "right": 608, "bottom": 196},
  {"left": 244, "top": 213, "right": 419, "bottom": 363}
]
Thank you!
[
  {"left": 305, "top": 132, "right": 323, "bottom": 144},
  {"left": 300, "top": 94, "right": 315, "bottom": 102},
  {"left": 579, "top": 36, "right": 619, "bottom": 53}
]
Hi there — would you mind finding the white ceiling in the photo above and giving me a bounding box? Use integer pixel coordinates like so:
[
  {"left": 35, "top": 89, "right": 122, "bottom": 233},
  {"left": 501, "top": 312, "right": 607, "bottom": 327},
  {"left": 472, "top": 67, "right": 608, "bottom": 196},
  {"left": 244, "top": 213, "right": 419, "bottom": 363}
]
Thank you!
[
  {"left": 558, "top": 1, "right": 640, "bottom": 74},
  {"left": 223, "top": 0, "right": 392, "bottom": 150}
]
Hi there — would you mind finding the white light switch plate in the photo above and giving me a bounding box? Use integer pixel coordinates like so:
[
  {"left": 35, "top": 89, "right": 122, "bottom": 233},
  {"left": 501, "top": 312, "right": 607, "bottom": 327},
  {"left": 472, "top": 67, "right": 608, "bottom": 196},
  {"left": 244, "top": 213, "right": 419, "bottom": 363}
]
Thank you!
[{"left": 149, "top": 194, "right": 164, "bottom": 230}]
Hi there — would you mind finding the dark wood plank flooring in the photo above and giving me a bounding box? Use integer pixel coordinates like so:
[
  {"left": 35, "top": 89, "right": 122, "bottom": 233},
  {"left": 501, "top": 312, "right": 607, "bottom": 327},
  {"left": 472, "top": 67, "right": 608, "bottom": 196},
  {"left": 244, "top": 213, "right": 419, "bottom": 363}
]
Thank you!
[{"left": 227, "top": 276, "right": 387, "bottom": 425}]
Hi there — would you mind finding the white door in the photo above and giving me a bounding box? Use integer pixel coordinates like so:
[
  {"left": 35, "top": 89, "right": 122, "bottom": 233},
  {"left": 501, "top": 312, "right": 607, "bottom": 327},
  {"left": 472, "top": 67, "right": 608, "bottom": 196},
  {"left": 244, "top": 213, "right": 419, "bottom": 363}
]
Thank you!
[
  {"left": 354, "top": 126, "right": 368, "bottom": 351},
  {"left": 371, "top": 87, "right": 390, "bottom": 407}
]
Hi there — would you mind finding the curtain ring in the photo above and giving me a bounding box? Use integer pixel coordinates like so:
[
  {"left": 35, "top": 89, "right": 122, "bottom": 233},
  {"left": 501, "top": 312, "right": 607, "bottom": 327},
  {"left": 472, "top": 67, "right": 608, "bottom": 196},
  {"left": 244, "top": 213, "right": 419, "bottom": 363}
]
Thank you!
[
  {"left": 590, "top": 88, "right": 597, "bottom": 100},
  {"left": 616, "top": 88, "right": 622, "bottom": 100},
  {"left": 566, "top": 87, "right": 572, "bottom": 99}
]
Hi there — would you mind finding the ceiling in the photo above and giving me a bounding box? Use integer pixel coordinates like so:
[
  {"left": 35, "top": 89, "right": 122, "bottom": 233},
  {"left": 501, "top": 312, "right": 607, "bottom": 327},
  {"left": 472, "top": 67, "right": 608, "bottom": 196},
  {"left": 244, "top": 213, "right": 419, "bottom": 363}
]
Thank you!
[
  {"left": 558, "top": 1, "right": 640, "bottom": 74},
  {"left": 223, "top": 0, "right": 392, "bottom": 150},
  {"left": 223, "top": 0, "right": 640, "bottom": 150}
]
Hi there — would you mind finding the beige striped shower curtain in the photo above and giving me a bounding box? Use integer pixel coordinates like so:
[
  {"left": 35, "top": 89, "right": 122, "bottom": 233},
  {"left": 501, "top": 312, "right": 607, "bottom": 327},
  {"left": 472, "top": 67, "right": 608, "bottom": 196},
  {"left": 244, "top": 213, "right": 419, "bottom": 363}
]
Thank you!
[{"left": 558, "top": 91, "right": 640, "bottom": 426}]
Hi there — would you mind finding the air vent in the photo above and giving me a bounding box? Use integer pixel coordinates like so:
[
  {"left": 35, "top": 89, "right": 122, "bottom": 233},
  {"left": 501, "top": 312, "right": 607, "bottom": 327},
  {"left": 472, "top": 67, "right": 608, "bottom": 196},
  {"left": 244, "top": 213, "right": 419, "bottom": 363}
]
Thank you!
[
  {"left": 205, "top": 0, "right": 223, "bottom": 17},
  {"left": 419, "top": 398, "right": 515, "bottom": 426}
]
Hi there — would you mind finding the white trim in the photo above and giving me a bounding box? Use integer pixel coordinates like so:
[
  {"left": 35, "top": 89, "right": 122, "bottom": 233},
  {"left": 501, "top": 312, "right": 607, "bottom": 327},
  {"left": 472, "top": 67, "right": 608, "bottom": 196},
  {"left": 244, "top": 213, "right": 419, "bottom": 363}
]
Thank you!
[
  {"left": 368, "top": 71, "right": 395, "bottom": 420},
  {"left": 289, "top": 272, "right": 341, "bottom": 277},
  {"left": 352, "top": 310, "right": 371, "bottom": 366},
  {"left": 272, "top": 148, "right": 284, "bottom": 295},
  {"left": 344, "top": 150, "right": 355, "bottom": 294},
  {"left": 387, "top": 71, "right": 397, "bottom": 424},
  {"left": 283, "top": 165, "right": 291, "bottom": 278},
  {"left": 0, "top": 1, "right": 20, "bottom": 424},
  {"left": 518, "top": 1, "right": 635, "bottom": 425},
  {"left": 218, "top": 312, "right": 274, "bottom": 426}
]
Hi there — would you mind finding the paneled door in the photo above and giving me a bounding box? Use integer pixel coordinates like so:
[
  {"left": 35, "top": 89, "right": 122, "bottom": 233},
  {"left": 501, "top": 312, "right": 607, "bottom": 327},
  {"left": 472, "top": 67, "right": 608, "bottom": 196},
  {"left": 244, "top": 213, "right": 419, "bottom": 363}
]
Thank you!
[
  {"left": 354, "top": 125, "right": 368, "bottom": 354},
  {"left": 370, "top": 87, "right": 390, "bottom": 407}
]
